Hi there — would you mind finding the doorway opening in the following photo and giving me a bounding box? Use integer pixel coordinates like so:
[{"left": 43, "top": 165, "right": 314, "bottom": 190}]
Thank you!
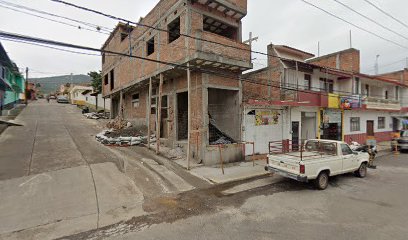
[
  {"left": 301, "top": 112, "right": 317, "bottom": 141},
  {"left": 177, "top": 92, "right": 188, "bottom": 140},
  {"left": 208, "top": 88, "right": 239, "bottom": 144}
]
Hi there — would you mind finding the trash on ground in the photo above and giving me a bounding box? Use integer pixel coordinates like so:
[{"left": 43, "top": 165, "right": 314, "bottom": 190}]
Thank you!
[
  {"left": 95, "top": 128, "right": 156, "bottom": 147},
  {"left": 83, "top": 112, "right": 109, "bottom": 120}
]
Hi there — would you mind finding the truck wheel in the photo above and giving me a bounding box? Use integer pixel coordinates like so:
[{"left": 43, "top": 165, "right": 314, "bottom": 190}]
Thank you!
[
  {"left": 355, "top": 163, "right": 367, "bottom": 178},
  {"left": 315, "top": 172, "right": 329, "bottom": 190}
]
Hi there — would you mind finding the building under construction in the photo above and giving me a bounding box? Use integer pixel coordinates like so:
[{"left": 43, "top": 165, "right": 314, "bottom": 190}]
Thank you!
[{"left": 101, "top": 0, "right": 252, "bottom": 165}]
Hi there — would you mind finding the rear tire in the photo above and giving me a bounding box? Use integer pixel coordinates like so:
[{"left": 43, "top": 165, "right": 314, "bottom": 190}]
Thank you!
[
  {"left": 355, "top": 163, "right": 367, "bottom": 178},
  {"left": 314, "top": 171, "right": 329, "bottom": 190}
]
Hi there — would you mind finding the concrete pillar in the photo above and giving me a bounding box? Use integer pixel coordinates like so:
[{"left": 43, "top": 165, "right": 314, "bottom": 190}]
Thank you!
[
  {"left": 156, "top": 74, "right": 163, "bottom": 154},
  {"left": 148, "top": 77, "right": 152, "bottom": 149}
]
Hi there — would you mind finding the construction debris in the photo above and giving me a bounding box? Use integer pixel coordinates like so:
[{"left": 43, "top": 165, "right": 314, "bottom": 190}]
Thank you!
[
  {"left": 106, "top": 117, "right": 131, "bottom": 130},
  {"left": 83, "top": 112, "right": 108, "bottom": 120},
  {"left": 95, "top": 128, "right": 156, "bottom": 147},
  {"left": 209, "top": 122, "right": 235, "bottom": 145}
]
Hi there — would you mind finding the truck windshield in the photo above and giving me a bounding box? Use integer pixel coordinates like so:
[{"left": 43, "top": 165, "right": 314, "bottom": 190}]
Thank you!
[{"left": 304, "top": 141, "right": 337, "bottom": 155}]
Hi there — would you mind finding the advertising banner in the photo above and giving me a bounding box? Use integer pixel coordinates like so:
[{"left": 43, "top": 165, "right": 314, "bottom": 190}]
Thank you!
[
  {"left": 341, "top": 95, "right": 361, "bottom": 109},
  {"left": 255, "top": 110, "right": 280, "bottom": 126}
]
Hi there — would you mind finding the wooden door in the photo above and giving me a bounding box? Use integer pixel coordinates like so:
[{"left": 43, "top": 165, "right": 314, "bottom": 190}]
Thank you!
[{"left": 367, "top": 121, "right": 374, "bottom": 136}]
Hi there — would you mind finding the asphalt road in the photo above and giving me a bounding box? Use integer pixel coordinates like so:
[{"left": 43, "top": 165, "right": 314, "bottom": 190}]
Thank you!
[
  {"left": 0, "top": 100, "right": 204, "bottom": 240},
  {"left": 65, "top": 152, "right": 408, "bottom": 240},
  {"left": 1, "top": 100, "right": 407, "bottom": 240}
]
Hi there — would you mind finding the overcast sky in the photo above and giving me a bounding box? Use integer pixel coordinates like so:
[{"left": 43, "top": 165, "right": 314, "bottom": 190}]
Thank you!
[{"left": 0, "top": 0, "right": 408, "bottom": 78}]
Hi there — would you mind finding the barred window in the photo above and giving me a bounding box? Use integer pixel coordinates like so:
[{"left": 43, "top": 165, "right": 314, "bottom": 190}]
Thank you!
[
  {"left": 350, "top": 117, "right": 360, "bottom": 132},
  {"left": 132, "top": 93, "right": 139, "bottom": 108},
  {"left": 378, "top": 117, "right": 385, "bottom": 129}
]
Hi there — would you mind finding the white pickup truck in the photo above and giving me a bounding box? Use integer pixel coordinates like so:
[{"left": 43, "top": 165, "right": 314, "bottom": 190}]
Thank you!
[{"left": 265, "top": 139, "right": 369, "bottom": 190}]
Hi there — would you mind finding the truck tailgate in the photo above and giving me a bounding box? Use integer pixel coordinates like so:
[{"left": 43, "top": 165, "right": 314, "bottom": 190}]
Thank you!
[{"left": 267, "top": 154, "right": 301, "bottom": 175}]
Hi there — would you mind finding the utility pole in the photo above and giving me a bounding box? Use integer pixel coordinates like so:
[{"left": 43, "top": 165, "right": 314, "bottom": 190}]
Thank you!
[
  {"left": 187, "top": 63, "right": 191, "bottom": 170},
  {"left": 375, "top": 55, "right": 380, "bottom": 75},
  {"left": 318, "top": 41, "right": 320, "bottom": 57},
  {"left": 147, "top": 77, "right": 152, "bottom": 149},
  {"left": 156, "top": 74, "right": 163, "bottom": 155},
  {"left": 349, "top": 30, "right": 352, "bottom": 48},
  {"left": 243, "top": 32, "right": 258, "bottom": 60},
  {"left": 25, "top": 67, "right": 29, "bottom": 105}
]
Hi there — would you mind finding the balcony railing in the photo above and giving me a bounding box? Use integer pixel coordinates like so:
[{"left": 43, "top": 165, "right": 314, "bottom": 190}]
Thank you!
[{"left": 363, "top": 97, "right": 401, "bottom": 110}]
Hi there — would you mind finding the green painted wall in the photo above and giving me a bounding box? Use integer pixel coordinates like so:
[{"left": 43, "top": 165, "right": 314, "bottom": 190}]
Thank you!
[{"left": 2, "top": 67, "right": 25, "bottom": 108}]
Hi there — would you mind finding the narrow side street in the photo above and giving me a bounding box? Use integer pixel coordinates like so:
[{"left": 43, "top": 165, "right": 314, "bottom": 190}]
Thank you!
[{"left": 0, "top": 100, "right": 206, "bottom": 239}]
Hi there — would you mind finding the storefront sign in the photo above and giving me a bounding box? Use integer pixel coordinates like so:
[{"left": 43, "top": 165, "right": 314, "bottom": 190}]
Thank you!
[
  {"left": 341, "top": 95, "right": 361, "bottom": 109},
  {"left": 255, "top": 110, "right": 280, "bottom": 126}
]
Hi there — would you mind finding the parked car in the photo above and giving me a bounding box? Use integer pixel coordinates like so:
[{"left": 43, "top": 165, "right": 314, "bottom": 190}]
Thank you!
[
  {"left": 56, "top": 96, "right": 69, "bottom": 104},
  {"left": 49, "top": 95, "right": 56, "bottom": 99},
  {"left": 265, "top": 139, "right": 369, "bottom": 190},
  {"left": 397, "top": 130, "right": 408, "bottom": 152}
]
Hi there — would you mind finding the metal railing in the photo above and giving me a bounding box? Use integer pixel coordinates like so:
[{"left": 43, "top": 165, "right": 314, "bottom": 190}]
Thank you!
[{"left": 268, "top": 139, "right": 338, "bottom": 162}]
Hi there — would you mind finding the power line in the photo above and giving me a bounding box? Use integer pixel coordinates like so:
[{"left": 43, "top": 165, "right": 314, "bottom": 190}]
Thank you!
[
  {"left": 364, "top": 58, "right": 407, "bottom": 72},
  {"left": 0, "top": 3, "right": 110, "bottom": 35},
  {"left": 50, "top": 0, "right": 408, "bottom": 75},
  {"left": 0, "top": 0, "right": 112, "bottom": 32},
  {"left": 0, "top": 37, "right": 101, "bottom": 56},
  {"left": 363, "top": 0, "right": 408, "bottom": 31},
  {"left": 332, "top": 0, "right": 408, "bottom": 41},
  {"left": 301, "top": 0, "right": 408, "bottom": 50},
  {"left": 0, "top": 30, "right": 405, "bottom": 100}
]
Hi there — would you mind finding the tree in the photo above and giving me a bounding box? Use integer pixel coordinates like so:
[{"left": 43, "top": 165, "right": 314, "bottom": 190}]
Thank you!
[{"left": 88, "top": 71, "right": 102, "bottom": 93}]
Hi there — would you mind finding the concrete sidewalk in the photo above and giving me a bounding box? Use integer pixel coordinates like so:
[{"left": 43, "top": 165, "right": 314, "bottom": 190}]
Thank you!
[{"left": 174, "top": 158, "right": 269, "bottom": 184}]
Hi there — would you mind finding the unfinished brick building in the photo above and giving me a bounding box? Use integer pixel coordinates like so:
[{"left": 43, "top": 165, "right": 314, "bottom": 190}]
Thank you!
[{"left": 101, "top": 0, "right": 252, "bottom": 165}]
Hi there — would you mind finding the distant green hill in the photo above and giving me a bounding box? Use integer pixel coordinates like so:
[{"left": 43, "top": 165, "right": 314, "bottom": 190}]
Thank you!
[{"left": 31, "top": 74, "right": 91, "bottom": 94}]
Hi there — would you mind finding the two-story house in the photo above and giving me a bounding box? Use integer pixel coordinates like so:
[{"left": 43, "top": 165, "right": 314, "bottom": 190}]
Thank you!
[
  {"left": 242, "top": 45, "right": 357, "bottom": 154},
  {"left": 101, "top": 0, "right": 252, "bottom": 165},
  {"left": 0, "top": 42, "right": 25, "bottom": 115},
  {"left": 309, "top": 49, "right": 408, "bottom": 144},
  {"left": 243, "top": 44, "right": 407, "bottom": 154}
]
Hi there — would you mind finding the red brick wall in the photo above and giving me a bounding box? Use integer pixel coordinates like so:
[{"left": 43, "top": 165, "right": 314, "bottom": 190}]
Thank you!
[
  {"left": 242, "top": 45, "right": 283, "bottom": 103},
  {"left": 380, "top": 69, "right": 408, "bottom": 85},
  {"left": 102, "top": 0, "right": 250, "bottom": 97},
  {"left": 344, "top": 131, "right": 393, "bottom": 145},
  {"left": 308, "top": 49, "right": 360, "bottom": 73}
]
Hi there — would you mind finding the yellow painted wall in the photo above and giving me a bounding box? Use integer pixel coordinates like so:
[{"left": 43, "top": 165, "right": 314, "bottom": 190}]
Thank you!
[{"left": 328, "top": 93, "right": 340, "bottom": 109}]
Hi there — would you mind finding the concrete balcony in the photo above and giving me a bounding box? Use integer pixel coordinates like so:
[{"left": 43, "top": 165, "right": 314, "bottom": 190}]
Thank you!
[
  {"left": 191, "top": 31, "right": 252, "bottom": 72},
  {"left": 296, "top": 90, "right": 328, "bottom": 107},
  {"left": 363, "top": 97, "right": 401, "bottom": 111}
]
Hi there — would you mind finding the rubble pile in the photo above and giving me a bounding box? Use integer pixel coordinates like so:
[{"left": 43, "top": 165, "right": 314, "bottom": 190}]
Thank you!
[
  {"left": 83, "top": 112, "right": 108, "bottom": 120},
  {"left": 95, "top": 128, "right": 157, "bottom": 147},
  {"left": 209, "top": 122, "right": 236, "bottom": 145},
  {"left": 106, "top": 117, "right": 130, "bottom": 130},
  {"left": 167, "top": 147, "right": 185, "bottom": 160}
]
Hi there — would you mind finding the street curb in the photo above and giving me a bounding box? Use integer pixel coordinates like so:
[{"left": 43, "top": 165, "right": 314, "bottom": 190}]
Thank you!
[{"left": 201, "top": 172, "right": 271, "bottom": 185}]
